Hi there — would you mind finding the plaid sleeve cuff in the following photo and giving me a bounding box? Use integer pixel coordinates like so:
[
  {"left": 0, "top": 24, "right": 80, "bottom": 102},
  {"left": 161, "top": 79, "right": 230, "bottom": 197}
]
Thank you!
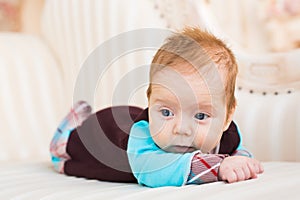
[{"left": 186, "top": 153, "right": 228, "bottom": 184}]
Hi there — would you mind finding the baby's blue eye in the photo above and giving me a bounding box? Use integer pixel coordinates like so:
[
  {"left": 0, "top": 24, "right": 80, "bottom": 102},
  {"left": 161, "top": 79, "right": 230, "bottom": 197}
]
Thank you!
[
  {"left": 194, "top": 113, "right": 208, "bottom": 120},
  {"left": 161, "top": 109, "right": 174, "bottom": 117}
]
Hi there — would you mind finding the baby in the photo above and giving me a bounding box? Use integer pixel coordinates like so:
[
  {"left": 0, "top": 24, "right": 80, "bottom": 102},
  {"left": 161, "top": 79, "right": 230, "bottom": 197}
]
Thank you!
[{"left": 50, "top": 27, "right": 263, "bottom": 187}]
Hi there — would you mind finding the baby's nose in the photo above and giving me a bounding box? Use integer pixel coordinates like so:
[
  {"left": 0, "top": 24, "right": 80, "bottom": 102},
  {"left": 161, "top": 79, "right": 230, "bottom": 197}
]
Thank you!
[{"left": 173, "top": 120, "right": 192, "bottom": 136}]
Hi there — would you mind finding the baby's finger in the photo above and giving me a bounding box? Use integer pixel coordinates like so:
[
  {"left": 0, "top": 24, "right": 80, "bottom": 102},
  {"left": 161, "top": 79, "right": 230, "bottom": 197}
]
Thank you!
[
  {"left": 257, "top": 162, "right": 264, "bottom": 173},
  {"left": 234, "top": 168, "right": 245, "bottom": 181},
  {"left": 242, "top": 165, "right": 251, "bottom": 180},
  {"left": 252, "top": 160, "right": 263, "bottom": 174},
  {"left": 247, "top": 162, "right": 258, "bottom": 179},
  {"left": 226, "top": 171, "right": 238, "bottom": 183}
]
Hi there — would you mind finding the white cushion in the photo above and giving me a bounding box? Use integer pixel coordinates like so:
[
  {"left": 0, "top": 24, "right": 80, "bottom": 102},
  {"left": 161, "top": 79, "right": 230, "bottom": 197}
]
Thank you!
[{"left": 0, "top": 161, "right": 299, "bottom": 199}]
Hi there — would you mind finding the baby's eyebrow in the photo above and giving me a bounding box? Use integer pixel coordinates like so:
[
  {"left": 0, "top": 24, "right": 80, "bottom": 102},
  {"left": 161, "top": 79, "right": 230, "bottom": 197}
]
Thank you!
[
  {"left": 197, "top": 103, "right": 217, "bottom": 114},
  {"left": 153, "top": 98, "right": 178, "bottom": 106}
]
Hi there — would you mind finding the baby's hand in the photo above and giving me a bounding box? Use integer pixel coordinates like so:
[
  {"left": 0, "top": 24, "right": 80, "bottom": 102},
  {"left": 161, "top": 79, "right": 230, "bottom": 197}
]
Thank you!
[{"left": 218, "top": 156, "right": 264, "bottom": 183}]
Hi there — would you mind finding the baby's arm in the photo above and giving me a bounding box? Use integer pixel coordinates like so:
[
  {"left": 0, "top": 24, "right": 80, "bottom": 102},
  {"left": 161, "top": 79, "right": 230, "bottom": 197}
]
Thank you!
[
  {"left": 187, "top": 151, "right": 263, "bottom": 184},
  {"left": 128, "top": 121, "right": 263, "bottom": 187},
  {"left": 188, "top": 133, "right": 263, "bottom": 184}
]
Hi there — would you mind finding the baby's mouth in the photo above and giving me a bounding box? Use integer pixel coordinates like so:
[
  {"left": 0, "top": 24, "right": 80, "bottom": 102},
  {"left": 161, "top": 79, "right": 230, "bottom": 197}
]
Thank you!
[{"left": 165, "top": 145, "right": 197, "bottom": 153}]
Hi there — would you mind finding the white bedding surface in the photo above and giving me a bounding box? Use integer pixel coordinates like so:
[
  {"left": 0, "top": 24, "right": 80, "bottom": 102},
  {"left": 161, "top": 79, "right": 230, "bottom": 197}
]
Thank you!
[{"left": 0, "top": 162, "right": 299, "bottom": 200}]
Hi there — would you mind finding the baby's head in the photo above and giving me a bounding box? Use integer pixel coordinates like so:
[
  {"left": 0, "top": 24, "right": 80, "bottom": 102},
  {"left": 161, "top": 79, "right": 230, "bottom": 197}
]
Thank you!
[{"left": 147, "top": 27, "right": 238, "bottom": 153}]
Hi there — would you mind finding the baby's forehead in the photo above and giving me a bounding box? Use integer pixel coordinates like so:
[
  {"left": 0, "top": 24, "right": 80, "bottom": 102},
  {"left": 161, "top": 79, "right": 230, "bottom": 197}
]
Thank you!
[
  {"left": 153, "top": 61, "right": 225, "bottom": 85},
  {"left": 151, "top": 65, "right": 225, "bottom": 96},
  {"left": 150, "top": 78, "right": 226, "bottom": 113}
]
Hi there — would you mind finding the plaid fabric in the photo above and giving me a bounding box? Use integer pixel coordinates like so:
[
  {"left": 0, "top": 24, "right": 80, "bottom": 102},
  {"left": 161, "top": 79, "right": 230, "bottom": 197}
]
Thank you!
[
  {"left": 187, "top": 153, "right": 228, "bottom": 184},
  {"left": 50, "top": 101, "right": 92, "bottom": 173}
]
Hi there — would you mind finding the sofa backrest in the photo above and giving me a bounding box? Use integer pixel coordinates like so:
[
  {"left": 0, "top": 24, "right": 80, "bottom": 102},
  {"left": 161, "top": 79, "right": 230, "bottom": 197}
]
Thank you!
[{"left": 0, "top": 34, "right": 66, "bottom": 161}]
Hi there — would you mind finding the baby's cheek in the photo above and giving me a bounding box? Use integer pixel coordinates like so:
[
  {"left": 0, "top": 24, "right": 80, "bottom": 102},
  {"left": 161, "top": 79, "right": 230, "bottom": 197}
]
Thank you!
[
  {"left": 149, "top": 116, "right": 166, "bottom": 138},
  {"left": 201, "top": 136, "right": 220, "bottom": 153},
  {"left": 195, "top": 123, "right": 223, "bottom": 153}
]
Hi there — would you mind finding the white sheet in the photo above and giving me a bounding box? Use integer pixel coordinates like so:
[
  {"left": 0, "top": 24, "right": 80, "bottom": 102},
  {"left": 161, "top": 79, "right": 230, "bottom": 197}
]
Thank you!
[{"left": 0, "top": 161, "right": 299, "bottom": 199}]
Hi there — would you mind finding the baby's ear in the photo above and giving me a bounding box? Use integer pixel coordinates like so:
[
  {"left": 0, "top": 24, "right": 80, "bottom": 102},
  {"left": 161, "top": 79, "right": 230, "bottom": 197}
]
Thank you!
[{"left": 223, "top": 107, "right": 236, "bottom": 131}]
